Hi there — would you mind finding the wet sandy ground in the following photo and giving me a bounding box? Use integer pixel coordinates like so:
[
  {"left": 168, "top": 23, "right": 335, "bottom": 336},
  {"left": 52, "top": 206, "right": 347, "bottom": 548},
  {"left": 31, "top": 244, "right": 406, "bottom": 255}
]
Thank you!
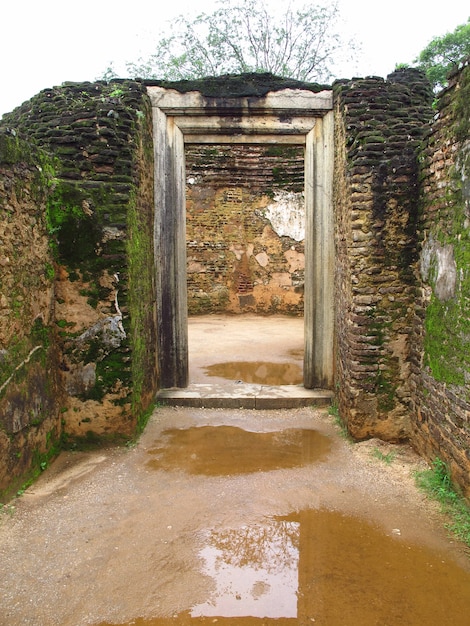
[
  {"left": 1, "top": 405, "right": 470, "bottom": 626},
  {"left": 188, "top": 315, "right": 304, "bottom": 385}
]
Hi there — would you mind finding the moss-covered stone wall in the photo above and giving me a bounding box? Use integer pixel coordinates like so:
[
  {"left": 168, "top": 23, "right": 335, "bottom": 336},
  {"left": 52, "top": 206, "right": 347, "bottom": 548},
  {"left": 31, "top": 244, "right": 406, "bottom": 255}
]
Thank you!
[
  {"left": 185, "top": 144, "right": 305, "bottom": 315},
  {"left": 2, "top": 81, "right": 157, "bottom": 446},
  {"left": 410, "top": 60, "right": 470, "bottom": 496},
  {"left": 333, "top": 69, "right": 434, "bottom": 441},
  {"left": 0, "top": 130, "right": 63, "bottom": 497}
]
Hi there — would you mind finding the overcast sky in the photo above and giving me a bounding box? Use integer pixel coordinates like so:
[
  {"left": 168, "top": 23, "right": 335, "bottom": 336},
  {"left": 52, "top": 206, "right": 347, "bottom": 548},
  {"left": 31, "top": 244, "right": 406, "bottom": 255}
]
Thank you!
[{"left": 1, "top": 0, "right": 468, "bottom": 117}]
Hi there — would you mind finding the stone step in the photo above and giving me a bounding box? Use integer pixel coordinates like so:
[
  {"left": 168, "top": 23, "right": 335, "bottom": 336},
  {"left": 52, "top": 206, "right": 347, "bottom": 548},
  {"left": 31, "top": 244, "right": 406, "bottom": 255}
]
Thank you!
[{"left": 156, "top": 383, "right": 334, "bottom": 409}]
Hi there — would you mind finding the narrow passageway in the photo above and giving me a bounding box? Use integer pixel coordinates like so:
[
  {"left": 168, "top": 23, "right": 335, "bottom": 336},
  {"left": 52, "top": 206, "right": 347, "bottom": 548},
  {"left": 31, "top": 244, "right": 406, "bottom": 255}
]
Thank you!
[{"left": 1, "top": 406, "right": 469, "bottom": 625}]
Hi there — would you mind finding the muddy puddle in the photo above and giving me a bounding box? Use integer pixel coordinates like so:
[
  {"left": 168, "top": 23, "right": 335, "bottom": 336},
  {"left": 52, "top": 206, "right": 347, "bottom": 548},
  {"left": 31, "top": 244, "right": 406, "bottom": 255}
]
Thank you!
[
  {"left": 140, "top": 425, "right": 470, "bottom": 625},
  {"left": 2, "top": 407, "right": 470, "bottom": 626},
  {"left": 146, "top": 426, "right": 330, "bottom": 474},
  {"left": 98, "top": 507, "right": 470, "bottom": 625},
  {"left": 203, "top": 361, "right": 303, "bottom": 385}
]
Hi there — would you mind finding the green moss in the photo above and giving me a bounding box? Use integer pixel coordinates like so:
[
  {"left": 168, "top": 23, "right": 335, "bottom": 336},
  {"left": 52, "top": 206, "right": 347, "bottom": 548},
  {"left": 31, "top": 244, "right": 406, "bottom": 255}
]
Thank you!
[
  {"left": 424, "top": 294, "right": 469, "bottom": 386},
  {"left": 265, "top": 146, "right": 300, "bottom": 158},
  {"left": 60, "top": 429, "right": 128, "bottom": 452},
  {"left": 361, "top": 308, "right": 398, "bottom": 411},
  {"left": 0, "top": 318, "right": 52, "bottom": 395},
  {"left": 150, "top": 72, "right": 330, "bottom": 98},
  {"left": 375, "top": 371, "right": 397, "bottom": 411},
  {"left": 423, "top": 139, "right": 470, "bottom": 387},
  {"left": 2, "top": 428, "right": 63, "bottom": 501},
  {"left": 127, "top": 187, "right": 155, "bottom": 416},
  {"left": 272, "top": 166, "right": 289, "bottom": 186},
  {"left": 0, "top": 130, "right": 28, "bottom": 164},
  {"left": 79, "top": 283, "right": 112, "bottom": 309},
  {"left": 69, "top": 334, "right": 130, "bottom": 404},
  {"left": 46, "top": 184, "right": 102, "bottom": 267},
  {"left": 136, "top": 402, "right": 156, "bottom": 436},
  {"left": 454, "top": 65, "right": 470, "bottom": 142}
]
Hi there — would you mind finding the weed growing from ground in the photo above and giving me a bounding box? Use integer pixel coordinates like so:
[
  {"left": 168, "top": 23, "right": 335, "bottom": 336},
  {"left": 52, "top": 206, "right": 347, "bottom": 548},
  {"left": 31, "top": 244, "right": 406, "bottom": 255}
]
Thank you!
[
  {"left": 415, "top": 457, "right": 470, "bottom": 547},
  {"left": 0, "top": 503, "right": 15, "bottom": 519},
  {"left": 328, "top": 402, "right": 353, "bottom": 442},
  {"left": 372, "top": 447, "right": 396, "bottom": 465}
]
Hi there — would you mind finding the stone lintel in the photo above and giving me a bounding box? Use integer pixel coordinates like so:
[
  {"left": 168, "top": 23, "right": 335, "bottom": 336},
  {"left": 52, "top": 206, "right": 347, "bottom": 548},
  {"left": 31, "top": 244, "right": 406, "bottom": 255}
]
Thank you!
[
  {"left": 147, "top": 86, "right": 333, "bottom": 117},
  {"left": 184, "top": 135, "right": 306, "bottom": 145},
  {"left": 174, "top": 114, "right": 317, "bottom": 137}
]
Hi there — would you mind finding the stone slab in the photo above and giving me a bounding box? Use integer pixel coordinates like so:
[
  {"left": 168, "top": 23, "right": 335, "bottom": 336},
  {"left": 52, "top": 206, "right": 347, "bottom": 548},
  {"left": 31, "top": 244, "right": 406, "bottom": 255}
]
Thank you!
[{"left": 156, "top": 383, "right": 334, "bottom": 409}]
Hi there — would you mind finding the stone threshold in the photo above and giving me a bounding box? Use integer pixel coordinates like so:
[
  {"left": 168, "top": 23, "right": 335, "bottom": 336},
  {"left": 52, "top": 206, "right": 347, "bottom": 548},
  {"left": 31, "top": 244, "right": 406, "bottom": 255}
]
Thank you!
[{"left": 156, "top": 383, "right": 334, "bottom": 409}]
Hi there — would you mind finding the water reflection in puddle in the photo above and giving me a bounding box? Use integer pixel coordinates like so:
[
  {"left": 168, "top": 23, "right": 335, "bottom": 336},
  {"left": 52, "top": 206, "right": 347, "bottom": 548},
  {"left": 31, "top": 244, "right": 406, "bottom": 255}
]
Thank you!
[
  {"left": 98, "top": 509, "right": 470, "bottom": 626},
  {"left": 203, "top": 361, "right": 303, "bottom": 385},
  {"left": 192, "top": 510, "right": 470, "bottom": 623},
  {"left": 191, "top": 519, "right": 299, "bottom": 619},
  {"left": 146, "top": 426, "right": 331, "bottom": 475}
]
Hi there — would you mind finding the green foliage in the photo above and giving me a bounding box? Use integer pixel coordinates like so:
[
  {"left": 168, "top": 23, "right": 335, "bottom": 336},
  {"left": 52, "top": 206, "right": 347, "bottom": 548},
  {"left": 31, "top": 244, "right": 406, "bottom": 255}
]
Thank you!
[
  {"left": 415, "top": 458, "right": 470, "bottom": 546},
  {"left": 416, "top": 18, "right": 470, "bottom": 91},
  {"left": 106, "top": 0, "right": 355, "bottom": 83}
]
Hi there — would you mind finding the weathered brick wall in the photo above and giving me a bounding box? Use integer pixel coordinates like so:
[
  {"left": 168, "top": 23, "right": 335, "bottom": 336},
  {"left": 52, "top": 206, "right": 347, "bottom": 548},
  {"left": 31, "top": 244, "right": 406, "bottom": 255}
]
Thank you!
[
  {"left": 2, "top": 81, "right": 157, "bottom": 443},
  {"left": 333, "top": 69, "right": 433, "bottom": 441},
  {"left": 0, "top": 130, "right": 63, "bottom": 495},
  {"left": 410, "top": 60, "right": 470, "bottom": 496},
  {"left": 185, "top": 144, "right": 305, "bottom": 315}
]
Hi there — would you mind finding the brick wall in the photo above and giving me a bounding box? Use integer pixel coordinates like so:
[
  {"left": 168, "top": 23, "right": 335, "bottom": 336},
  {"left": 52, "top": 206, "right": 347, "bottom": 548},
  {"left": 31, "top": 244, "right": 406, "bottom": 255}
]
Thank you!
[{"left": 185, "top": 144, "right": 305, "bottom": 315}]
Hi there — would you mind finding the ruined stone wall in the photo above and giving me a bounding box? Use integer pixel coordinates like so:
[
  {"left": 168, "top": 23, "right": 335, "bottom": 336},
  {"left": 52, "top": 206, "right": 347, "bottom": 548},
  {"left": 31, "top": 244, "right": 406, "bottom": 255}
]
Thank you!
[
  {"left": 333, "top": 69, "right": 433, "bottom": 441},
  {"left": 2, "top": 81, "right": 157, "bottom": 444},
  {"left": 410, "top": 61, "right": 470, "bottom": 496},
  {"left": 185, "top": 144, "right": 305, "bottom": 315},
  {"left": 2, "top": 68, "right": 470, "bottom": 498},
  {"left": 0, "top": 130, "right": 63, "bottom": 495}
]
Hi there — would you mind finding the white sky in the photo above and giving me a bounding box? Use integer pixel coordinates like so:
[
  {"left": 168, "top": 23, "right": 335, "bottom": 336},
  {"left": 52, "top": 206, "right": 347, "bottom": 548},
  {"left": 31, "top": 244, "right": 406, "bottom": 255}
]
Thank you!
[{"left": 0, "top": 0, "right": 468, "bottom": 117}]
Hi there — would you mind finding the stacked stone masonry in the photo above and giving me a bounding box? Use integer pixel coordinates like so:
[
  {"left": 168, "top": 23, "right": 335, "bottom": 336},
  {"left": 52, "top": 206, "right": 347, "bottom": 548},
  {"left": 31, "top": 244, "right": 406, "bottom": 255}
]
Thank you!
[
  {"left": 333, "top": 69, "right": 434, "bottom": 442},
  {"left": 1, "top": 81, "right": 158, "bottom": 471}
]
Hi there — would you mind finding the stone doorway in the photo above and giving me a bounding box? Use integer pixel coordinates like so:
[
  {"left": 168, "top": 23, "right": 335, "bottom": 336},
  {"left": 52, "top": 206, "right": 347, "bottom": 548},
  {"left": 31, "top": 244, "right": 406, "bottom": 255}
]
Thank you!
[{"left": 147, "top": 86, "right": 334, "bottom": 391}]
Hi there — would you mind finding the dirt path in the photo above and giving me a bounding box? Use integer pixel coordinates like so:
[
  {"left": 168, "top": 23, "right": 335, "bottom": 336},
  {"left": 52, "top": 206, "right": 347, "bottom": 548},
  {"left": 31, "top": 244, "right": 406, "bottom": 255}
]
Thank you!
[{"left": 0, "top": 406, "right": 469, "bottom": 626}]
